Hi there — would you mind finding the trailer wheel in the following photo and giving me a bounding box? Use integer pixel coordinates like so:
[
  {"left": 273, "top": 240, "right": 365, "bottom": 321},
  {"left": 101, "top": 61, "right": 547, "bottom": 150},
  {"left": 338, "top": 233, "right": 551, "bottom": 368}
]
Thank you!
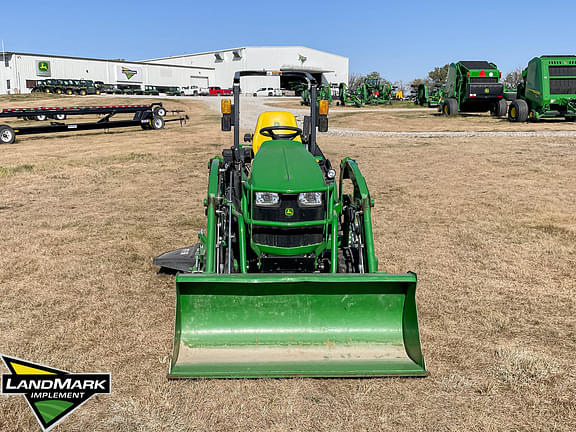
[
  {"left": 149, "top": 116, "right": 165, "bottom": 130},
  {"left": 491, "top": 99, "right": 507, "bottom": 117},
  {"left": 0, "top": 126, "right": 16, "bottom": 144},
  {"left": 508, "top": 100, "right": 528, "bottom": 122},
  {"left": 35, "top": 114, "right": 47, "bottom": 121},
  {"left": 153, "top": 106, "right": 167, "bottom": 117},
  {"left": 54, "top": 114, "right": 67, "bottom": 121},
  {"left": 443, "top": 98, "right": 458, "bottom": 116}
]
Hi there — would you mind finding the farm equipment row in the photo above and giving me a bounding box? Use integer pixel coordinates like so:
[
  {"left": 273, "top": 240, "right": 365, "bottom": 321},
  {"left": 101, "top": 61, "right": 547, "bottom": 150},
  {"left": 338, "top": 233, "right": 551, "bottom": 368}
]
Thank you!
[
  {"left": 435, "top": 56, "right": 576, "bottom": 122},
  {"left": 0, "top": 103, "right": 187, "bottom": 144},
  {"left": 31, "top": 79, "right": 214, "bottom": 97}
]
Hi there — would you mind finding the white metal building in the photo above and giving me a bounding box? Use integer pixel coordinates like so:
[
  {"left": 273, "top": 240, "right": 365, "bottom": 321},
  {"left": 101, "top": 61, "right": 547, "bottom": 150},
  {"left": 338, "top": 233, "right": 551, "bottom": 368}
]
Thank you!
[
  {"left": 145, "top": 46, "right": 349, "bottom": 93},
  {"left": 0, "top": 46, "right": 349, "bottom": 95},
  {"left": 0, "top": 52, "right": 214, "bottom": 94}
]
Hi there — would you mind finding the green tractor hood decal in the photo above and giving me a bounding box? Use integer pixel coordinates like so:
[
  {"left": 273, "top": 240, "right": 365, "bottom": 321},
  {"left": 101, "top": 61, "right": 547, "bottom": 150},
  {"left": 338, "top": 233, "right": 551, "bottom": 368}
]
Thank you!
[{"left": 250, "top": 140, "right": 326, "bottom": 192}]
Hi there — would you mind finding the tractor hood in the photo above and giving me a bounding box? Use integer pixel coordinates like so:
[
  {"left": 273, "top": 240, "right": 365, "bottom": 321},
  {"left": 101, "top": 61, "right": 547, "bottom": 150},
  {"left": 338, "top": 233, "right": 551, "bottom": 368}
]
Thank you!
[{"left": 250, "top": 140, "right": 325, "bottom": 192}]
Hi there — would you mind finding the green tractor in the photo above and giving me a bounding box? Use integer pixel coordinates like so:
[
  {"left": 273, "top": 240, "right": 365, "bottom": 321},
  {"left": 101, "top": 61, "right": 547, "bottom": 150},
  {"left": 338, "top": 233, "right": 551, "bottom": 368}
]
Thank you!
[
  {"left": 301, "top": 83, "right": 332, "bottom": 106},
  {"left": 441, "top": 61, "right": 507, "bottom": 117},
  {"left": 508, "top": 55, "right": 576, "bottom": 122},
  {"left": 415, "top": 83, "right": 441, "bottom": 108},
  {"left": 154, "top": 70, "right": 426, "bottom": 379},
  {"left": 363, "top": 79, "right": 393, "bottom": 105},
  {"left": 337, "top": 82, "right": 364, "bottom": 107}
]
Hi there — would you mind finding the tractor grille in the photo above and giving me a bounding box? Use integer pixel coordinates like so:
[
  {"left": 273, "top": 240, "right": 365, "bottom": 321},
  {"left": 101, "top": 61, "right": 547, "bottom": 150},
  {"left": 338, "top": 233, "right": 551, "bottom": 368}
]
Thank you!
[
  {"left": 549, "top": 78, "right": 576, "bottom": 94},
  {"left": 549, "top": 66, "right": 576, "bottom": 77},
  {"left": 252, "top": 193, "right": 324, "bottom": 248},
  {"left": 470, "top": 77, "right": 499, "bottom": 83},
  {"left": 253, "top": 227, "right": 323, "bottom": 248}
]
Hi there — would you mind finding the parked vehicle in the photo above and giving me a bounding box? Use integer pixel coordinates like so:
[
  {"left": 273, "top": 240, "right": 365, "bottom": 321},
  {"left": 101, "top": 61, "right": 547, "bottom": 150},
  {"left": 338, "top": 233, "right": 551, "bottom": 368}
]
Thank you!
[
  {"left": 208, "top": 86, "right": 232, "bottom": 96},
  {"left": 252, "top": 87, "right": 282, "bottom": 97},
  {"left": 182, "top": 85, "right": 208, "bottom": 96},
  {"left": 144, "top": 85, "right": 160, "bottom": 96},
  {"left": 166, "top": 87, "right": 183, "bottom": 96},
  {"left": 101, "top": 84, "right": 117, "bottom": 94}
]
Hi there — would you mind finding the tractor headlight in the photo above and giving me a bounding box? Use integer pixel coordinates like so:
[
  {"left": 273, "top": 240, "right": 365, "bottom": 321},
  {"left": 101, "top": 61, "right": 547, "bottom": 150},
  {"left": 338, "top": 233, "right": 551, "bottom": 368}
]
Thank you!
[
  {"left": 255, "top": 192, "right": 279, "bottom": 206},
  {"left": 298, "top": 192, "right": 322, "bottom": 207}
]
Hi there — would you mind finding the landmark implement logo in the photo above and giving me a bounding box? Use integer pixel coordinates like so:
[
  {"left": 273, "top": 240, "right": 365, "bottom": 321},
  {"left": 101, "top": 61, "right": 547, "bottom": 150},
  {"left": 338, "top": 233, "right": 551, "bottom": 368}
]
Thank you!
[
  {"left": 121, "top": 67, "right": 138, "bottom": 80},
  {"left": 1, "top": 354, "right": 111, "bottom": 431}
]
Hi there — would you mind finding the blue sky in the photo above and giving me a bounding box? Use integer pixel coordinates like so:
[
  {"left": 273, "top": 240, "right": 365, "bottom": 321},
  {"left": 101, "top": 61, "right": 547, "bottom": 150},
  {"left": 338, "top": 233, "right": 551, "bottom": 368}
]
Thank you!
[{"left": 1, "top": 1, "right": 573, "bottom": 83}]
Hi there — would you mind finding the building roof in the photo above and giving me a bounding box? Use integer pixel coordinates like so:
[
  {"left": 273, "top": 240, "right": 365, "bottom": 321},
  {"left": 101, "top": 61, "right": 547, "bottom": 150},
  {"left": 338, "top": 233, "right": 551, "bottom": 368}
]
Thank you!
[
  {"left": 144, "top": 46, "right": 348, "bottom": 62},
  {"left": 3, "top": 52, "right": 214, "bottom": 70}
]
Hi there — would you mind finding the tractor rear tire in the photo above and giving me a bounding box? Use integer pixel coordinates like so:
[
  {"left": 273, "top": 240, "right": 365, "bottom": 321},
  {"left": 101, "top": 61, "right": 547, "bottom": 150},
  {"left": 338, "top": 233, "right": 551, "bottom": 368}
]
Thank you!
[
  {"left": 0, "top": 125, "right": 16, "bottom": 144},
  {"left": 443, "top": 98, "right": 458, "bottom": 116},
  {"left": 491, "top": 99, "right": 507, "bottom": 117},
  {"left": 508, "top": 100, "right": 529, "bottom": 122},
  {"left": 565, "top": 117, "right": 576, "bottom": 122},
  {"left": 149, "top": 115, "right": 165, "bottom": 130}
]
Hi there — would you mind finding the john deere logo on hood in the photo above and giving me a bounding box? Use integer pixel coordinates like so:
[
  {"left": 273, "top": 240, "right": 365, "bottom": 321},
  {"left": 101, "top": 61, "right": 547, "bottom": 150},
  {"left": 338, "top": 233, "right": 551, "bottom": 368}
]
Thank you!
[
  {"left": 1, "top": 354, "right": 111, "bottom": 431},
  {"left": 121, "top": 67, "right": 138, "bottom": 80}
]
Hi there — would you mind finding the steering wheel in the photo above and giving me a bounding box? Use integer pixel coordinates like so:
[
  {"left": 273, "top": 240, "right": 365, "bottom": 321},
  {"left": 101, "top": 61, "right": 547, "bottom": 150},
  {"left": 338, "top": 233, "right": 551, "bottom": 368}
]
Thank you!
[{"left": 259, "top": 126, "right": 302, "bottom": 140}]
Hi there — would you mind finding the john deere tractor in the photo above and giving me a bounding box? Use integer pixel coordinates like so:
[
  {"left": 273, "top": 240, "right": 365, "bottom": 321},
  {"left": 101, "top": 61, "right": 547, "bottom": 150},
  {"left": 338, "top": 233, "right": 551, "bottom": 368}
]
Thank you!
[
  {"left": 154, "top": 71, "right": 426, "bottom": 379},
  {"left": 508, "top": 55, "right": 576, "bottom": 122}
]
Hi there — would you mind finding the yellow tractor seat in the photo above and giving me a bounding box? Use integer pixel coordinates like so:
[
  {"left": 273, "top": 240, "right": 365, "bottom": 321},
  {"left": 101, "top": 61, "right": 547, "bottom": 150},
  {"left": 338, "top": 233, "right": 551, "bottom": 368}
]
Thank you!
[{"left": 252, "top": 111, "right": 301, "bottom": 155}]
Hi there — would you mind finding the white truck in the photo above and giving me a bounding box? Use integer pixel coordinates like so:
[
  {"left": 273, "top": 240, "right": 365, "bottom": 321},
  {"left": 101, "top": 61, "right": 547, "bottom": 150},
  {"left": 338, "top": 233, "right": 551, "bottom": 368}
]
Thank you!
[
  {"left": 252, "top": 87, "right": 282, "bottom": 97},
  {"left": 182, "top": 85, "right": 209, "bottom": 96}
]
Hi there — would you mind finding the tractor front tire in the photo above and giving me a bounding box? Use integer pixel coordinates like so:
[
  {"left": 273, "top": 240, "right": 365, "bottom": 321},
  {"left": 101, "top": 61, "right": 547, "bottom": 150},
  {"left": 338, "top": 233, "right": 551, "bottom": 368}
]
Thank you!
[
  {"left": 80, "top": 90, "right": 87, "bottom": 96},
  {"left": 508, "top": 100, "right": 529, "bottom": 122},
  {"left": 0, "top": 125, "right": 16, "bottom": 144},
  {"left": 528, "top": 110, "right": 539, "bottom": 122},
  {"left": 443, "top": 98, "right": 458, "bottom": 116},
  {"left": 491, "top": 99, "right": 508, "bottom": 117}
]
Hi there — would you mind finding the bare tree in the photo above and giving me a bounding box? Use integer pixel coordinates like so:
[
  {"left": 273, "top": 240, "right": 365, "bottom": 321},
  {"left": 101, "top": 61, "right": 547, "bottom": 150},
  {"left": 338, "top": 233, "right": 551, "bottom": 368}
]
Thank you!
[
  {"left": 503, "top": 67, "right": 523, "bottom": 89},
  {"left": 348, "top": 73, "right": 363, "bottom": 91}
]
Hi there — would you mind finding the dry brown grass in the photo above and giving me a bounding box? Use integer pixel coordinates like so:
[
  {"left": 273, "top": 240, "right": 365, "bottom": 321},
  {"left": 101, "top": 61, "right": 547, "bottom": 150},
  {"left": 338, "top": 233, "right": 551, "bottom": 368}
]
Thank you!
[
  {"left": 1, "top": 95, "right": 575, "bottom": 431},
  {"left": 330, "top": 109, "right": 576, "bottom": 132}
]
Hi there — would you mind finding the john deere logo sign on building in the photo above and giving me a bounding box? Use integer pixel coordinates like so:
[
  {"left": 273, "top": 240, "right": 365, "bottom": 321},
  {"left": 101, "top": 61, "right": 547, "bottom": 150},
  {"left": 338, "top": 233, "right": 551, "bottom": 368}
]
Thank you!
[
  {"left": 36, "top": 60, "right": 51, "bottom": 77},
  {"left": 1, "top": 354, "right": 111, "bottom": 431},
  {"left": 117, "top": 65, "right": 143, "bottom": 83}
]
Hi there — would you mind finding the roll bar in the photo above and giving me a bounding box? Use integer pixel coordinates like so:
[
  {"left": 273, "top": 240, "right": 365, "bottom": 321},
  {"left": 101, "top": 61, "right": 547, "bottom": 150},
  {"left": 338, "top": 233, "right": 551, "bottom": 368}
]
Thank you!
[{"left": 229, "top": 70, "right": 320, "bottom": 157}]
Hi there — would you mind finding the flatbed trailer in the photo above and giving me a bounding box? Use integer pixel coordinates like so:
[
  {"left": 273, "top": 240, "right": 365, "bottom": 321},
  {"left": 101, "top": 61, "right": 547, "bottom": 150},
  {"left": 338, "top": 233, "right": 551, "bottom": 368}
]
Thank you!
[{"left": 0, "top": 103, "right": 187, "bottom": 144}]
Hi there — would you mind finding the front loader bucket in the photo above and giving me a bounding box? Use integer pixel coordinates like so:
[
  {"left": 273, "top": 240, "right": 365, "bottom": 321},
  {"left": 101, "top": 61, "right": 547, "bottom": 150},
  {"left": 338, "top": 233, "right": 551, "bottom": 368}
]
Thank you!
[{"left": 169, "top": 273, "right": 426, "bottom": 378}]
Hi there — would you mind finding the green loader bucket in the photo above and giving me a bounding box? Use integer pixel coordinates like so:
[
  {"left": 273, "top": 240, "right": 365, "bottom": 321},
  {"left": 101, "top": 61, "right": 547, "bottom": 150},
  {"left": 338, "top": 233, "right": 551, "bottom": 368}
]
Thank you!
[{"left": 169, "top": 273, "right": 426, "bottom": 378}]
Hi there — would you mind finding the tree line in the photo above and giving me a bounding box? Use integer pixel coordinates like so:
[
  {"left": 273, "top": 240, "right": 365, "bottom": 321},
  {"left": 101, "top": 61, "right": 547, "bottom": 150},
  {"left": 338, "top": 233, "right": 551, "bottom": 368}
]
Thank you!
[{"left": 349, "top": 65, "right": 525, "bottom": 95}]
